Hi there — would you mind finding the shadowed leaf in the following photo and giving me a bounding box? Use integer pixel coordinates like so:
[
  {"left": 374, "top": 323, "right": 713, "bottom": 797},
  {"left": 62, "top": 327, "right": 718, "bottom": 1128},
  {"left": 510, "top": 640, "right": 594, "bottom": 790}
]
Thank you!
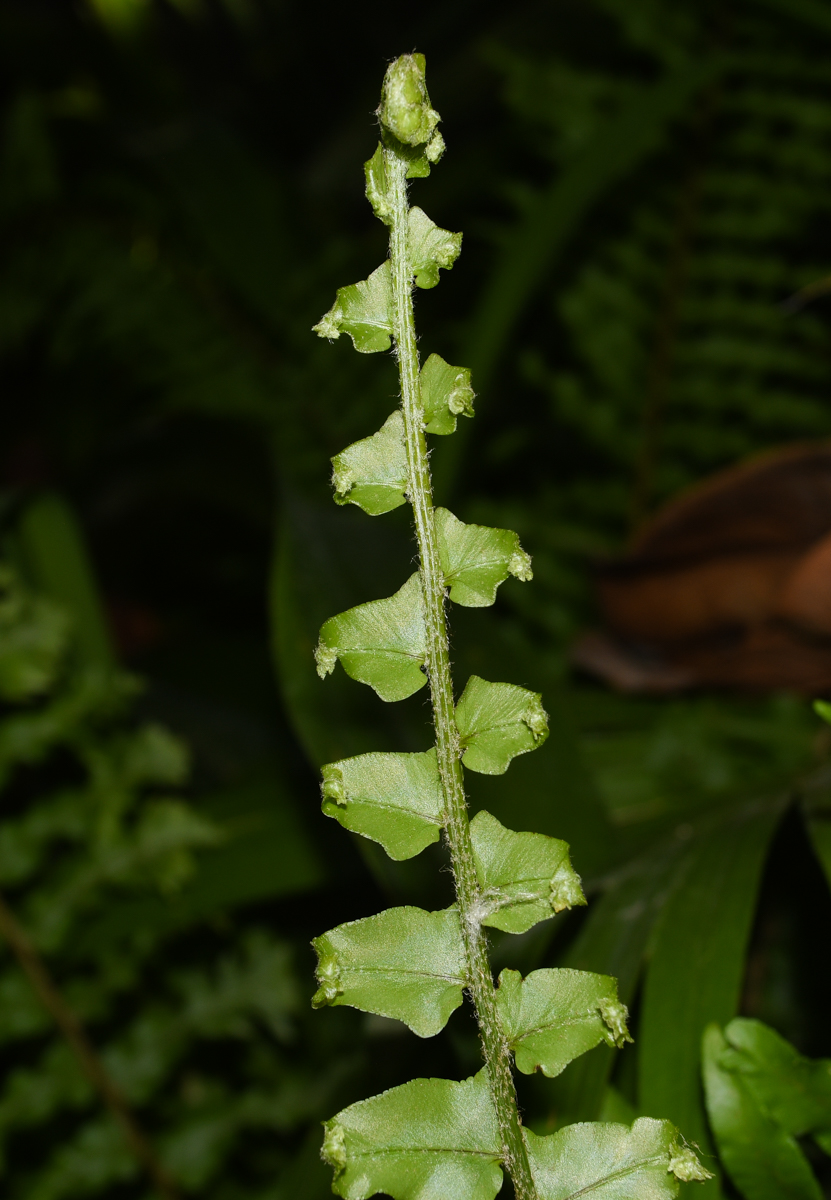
[
  {"left": 702, "top": 1024, "right": 822, "bottom": 1200},
  {"left": 420, "top": 353, "right": 474, "bottom": 437},
  {"left": 714, "top": 1018, "right": 831, "bottom": 1141},
  {"left": 312, "top": 263, "right": 393, "bottom": 353}
]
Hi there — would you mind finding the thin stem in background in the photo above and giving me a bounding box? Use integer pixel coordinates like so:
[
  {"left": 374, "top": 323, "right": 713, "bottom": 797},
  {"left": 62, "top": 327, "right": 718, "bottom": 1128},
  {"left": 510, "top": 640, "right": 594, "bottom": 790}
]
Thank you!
[{"left": 0, "top": 891, "right": 180, "bottom": 1200}]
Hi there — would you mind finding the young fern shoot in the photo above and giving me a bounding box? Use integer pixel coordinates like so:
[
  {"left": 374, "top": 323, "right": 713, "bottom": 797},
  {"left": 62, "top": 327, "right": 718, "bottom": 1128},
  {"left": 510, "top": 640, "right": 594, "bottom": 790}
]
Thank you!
[{"left": 311, "top": 54, "right": 710, "bottom": 1200}]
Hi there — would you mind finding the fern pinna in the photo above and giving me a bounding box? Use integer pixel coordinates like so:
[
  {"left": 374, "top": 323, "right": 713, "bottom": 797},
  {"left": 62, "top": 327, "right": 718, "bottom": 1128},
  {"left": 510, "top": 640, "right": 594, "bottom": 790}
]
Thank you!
[{"left": 310, "top": 54, "right": 710, "bottom": 1200}]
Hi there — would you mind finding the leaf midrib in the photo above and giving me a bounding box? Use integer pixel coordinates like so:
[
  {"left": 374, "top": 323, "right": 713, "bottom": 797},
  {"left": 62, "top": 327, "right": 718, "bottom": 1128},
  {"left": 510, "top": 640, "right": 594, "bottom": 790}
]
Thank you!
[
  {"left": 557, "top": 1153, "right": 667, "bottom": 1200},
  {"left": 511, "top": 1012, "right": 601, "bottom": 1042},
  {"left": 345, "top": 966, "right": 466, "bottom": 984},
  {"left": 345, "top": 797, "right": 442, "bottom": 823}
]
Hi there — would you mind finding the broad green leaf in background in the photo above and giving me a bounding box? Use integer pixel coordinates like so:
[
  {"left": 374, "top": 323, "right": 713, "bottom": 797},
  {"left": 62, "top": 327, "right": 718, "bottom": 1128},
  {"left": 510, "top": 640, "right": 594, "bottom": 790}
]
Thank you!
[
  {"left": 321, "top": 1069, "right": 502, "bottom": 1200},
  {"left": 315, "top": 573, "right": 427, "bottom": 703},
  {"left": 15, "top": 493, "right": 115, "bottom": 673},
  {"left": 420, "top": 354, "right": 474, "bottom": 436},
  {"left": 321, "top": 748, "right": 444, "bottom": 860},
  {"left": 0, "top": 91, "right": 58, "bottom": 216},
  {"left": 435, "top": 507, "right": 532, "bottom": 607},
  {"left": 748, "top": 0, "right": 831, "bottom": 37},
  {"left": 544, "top": 825, "right": 697, "bottom": 1125},
  {"left": 599, "top": 1087, "right": 638, "bottom": 1126},
  {"left": 469, "top": 809, "right": 585, "bottom": 933},
  {"left": 0, "top": 566, "right": 69, "bottom": 701},
  {"left": 312, "top": 262, "right": 393, "bottom": 353},
  {"left": 638, "top": 798, "right": 784, "bottom": 1172},
  {"left": 312, "top": 905, "right": 466, "bottom": 1037},
  {"left": 496, "top": 967, "right": 631, "bottom": 1078},
  {"left": 407, "top": 207, "right": 461, "bottom": 289},
  {"left": 713, "top": 1018, "right": 831, "bottom": 1143},
  {"left": 806, "top": 714, "right": 831, "bottom": 890},
  {"left": 331, "top": 411, "right": 409, "bottom": 516},
  {"left": 524, "top": 1117, "right": 711, "bottom": 1200},
  {"left": 456, "top": 675, "right": 549, "bottom": 774},
  {"left": 702, "top": 1024, "right": 823, "bottom": 1200}
]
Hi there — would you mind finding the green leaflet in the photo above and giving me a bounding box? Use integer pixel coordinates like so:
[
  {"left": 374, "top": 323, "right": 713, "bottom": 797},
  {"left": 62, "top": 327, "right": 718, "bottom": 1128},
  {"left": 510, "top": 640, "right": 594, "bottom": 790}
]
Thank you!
[
  {"left": 365, "top": 145, "right": 393, "bottom": 226},
  {"left": 524, "top": 1118, "right": 711, "bottom": 1200},
  {"left": 365, "top": 138, "right": 448, "bottom": 221},
  {"left": 495, "top": 968, "right": 631, "bottom": 1078},
  {"left": 469, "top": 810, "right": 585, "bottom": 934},
  {"left": 320, "top": 748, "right": 444, "bottom": 860},
  {"left": 456, "top": 675, "right": 549, "bottom": 774},
  {"left": 639, "top": 798, "right": 783, "bottom": 1163},
  {"left": 315, "top": 573, "right": 427, "bottom": 703},
  {"left": 312, "top": 906, "right": 466, "bottom": 1037},
  {"left": 702, "top": 1024, "right": 823, "bottom": 1200},
  {"left": 407, "top": 208, "right": 462, "bottom": 289},
  {"left": 312, "top": 262, "right": 392, "bottom": 353},
  {"left": 321, "top": 1069, "right": 502, "bottom": 1200},
  {"left": 435, "top": 507, "right": 532, "bottom": 607},
  {"left": 331, "top": 411, "right": 408, "bottom": 516},
  {"left": 420, "top": 353, "right": 475, "bottom": 435},
  {"left": 712, "top": 1018, "right": 831, "bottom": 1142}
]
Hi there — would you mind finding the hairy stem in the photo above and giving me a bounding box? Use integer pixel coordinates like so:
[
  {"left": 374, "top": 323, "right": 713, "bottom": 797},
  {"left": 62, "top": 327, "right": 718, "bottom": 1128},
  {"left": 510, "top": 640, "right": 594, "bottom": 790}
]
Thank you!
[
  {"left": 0, "top": 891, "right": 180, "bottom": 1200},
  {"left": 385, "top": 148, "right": 538, "bottom": 1200}
]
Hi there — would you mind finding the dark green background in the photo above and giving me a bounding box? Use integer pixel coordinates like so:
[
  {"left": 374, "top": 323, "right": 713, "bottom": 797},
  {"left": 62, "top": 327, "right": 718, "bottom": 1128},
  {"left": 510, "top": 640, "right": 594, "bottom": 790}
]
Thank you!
[{"left": 2, "top": 1, "right": 831, "bottom": 1197}]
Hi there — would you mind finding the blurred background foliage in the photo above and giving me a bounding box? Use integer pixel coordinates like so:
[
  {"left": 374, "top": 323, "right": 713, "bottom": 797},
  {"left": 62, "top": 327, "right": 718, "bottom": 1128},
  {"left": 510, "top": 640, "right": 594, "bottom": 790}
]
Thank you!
[{"left": 2, "top": 0, "right": 831, "bottom": 1197}]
